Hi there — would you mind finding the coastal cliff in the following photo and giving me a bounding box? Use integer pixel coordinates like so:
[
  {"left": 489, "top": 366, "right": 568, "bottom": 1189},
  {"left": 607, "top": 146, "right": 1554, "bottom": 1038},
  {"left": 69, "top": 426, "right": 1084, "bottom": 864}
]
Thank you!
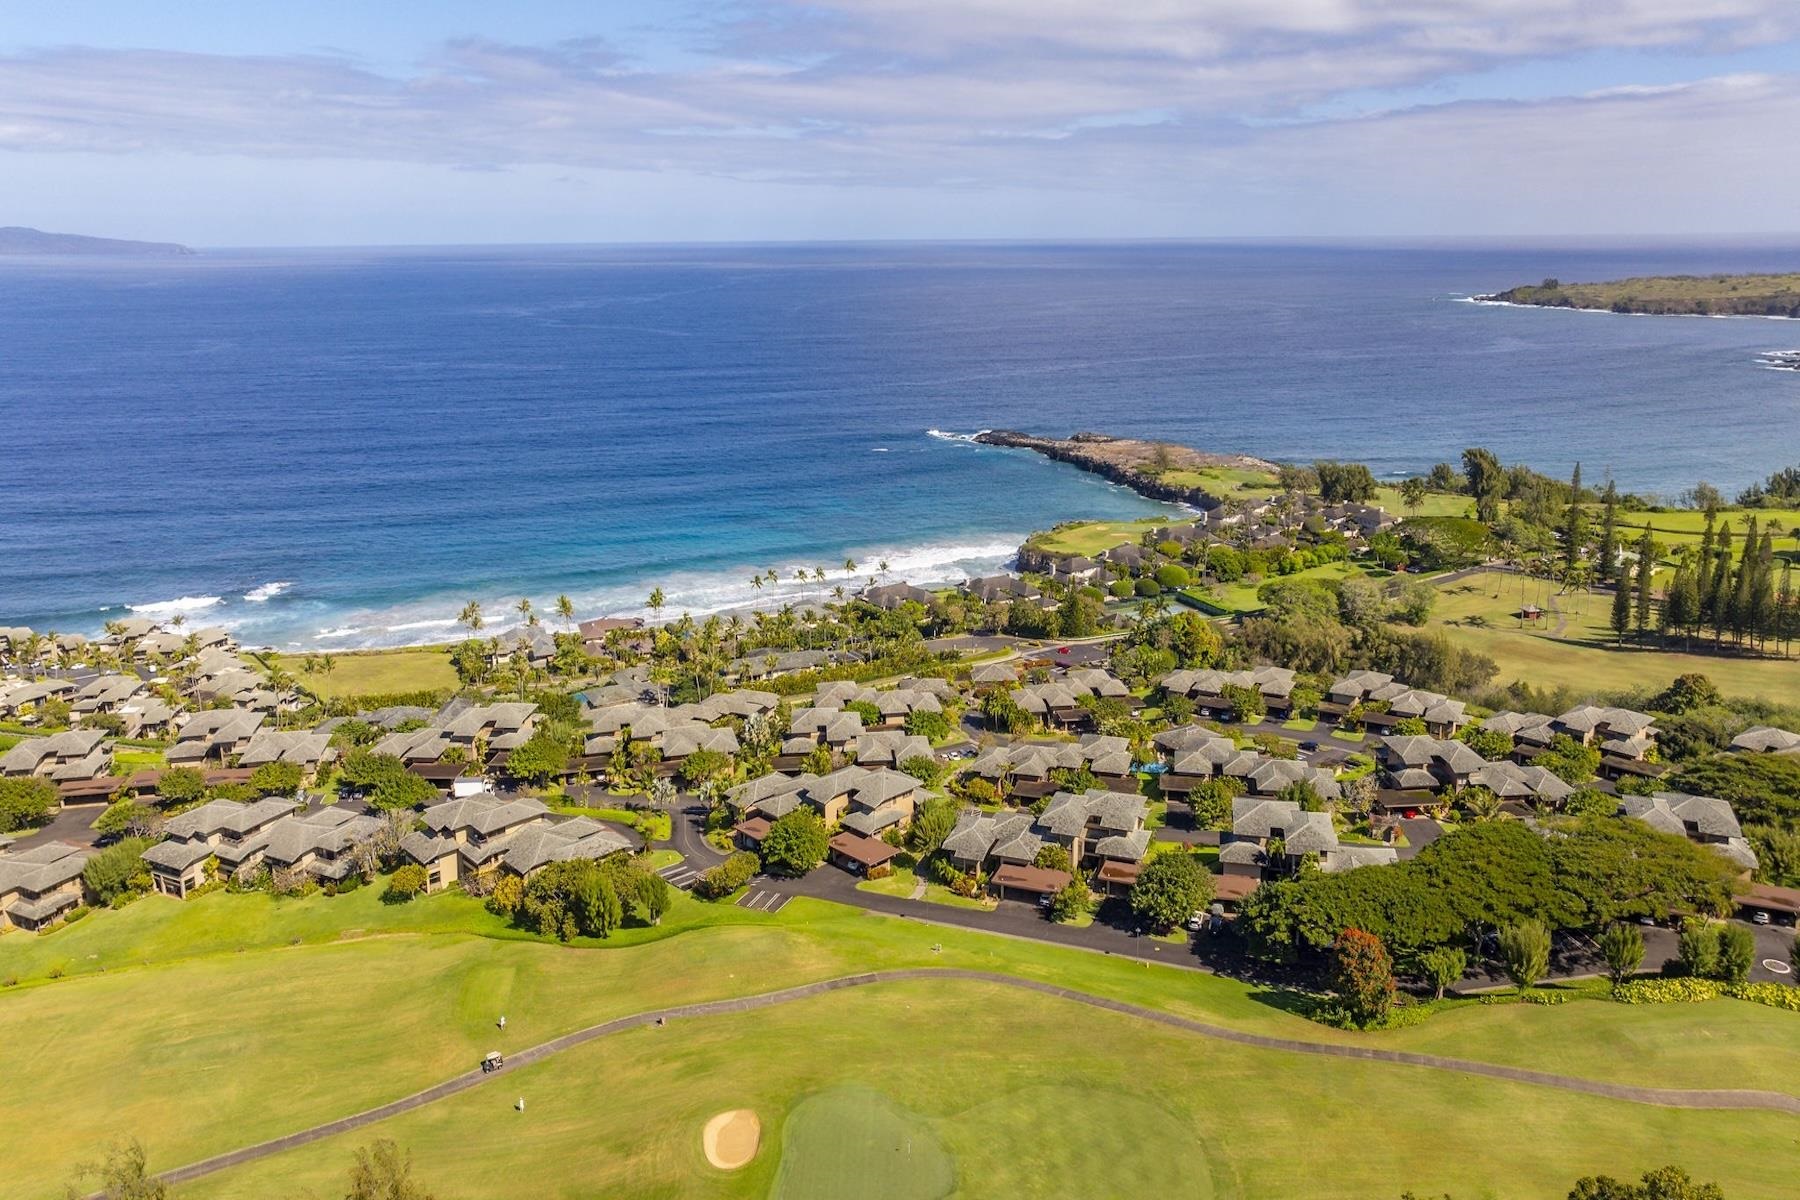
[
  {"left": 0, "top": 226, "right": 194, "bottom": 257},
  {"left": 1479, "top": 273, "right": 1800, "bottom": 318},
  {"left": 975, "top": 430, "right": 1279, "bottom": 509}
]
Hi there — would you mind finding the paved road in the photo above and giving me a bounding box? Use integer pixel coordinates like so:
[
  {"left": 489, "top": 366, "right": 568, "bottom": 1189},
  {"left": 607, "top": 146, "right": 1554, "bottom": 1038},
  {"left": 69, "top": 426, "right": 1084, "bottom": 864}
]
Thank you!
[{"left": 136, "top": 964, "right": 1800, "bottom": 1191}]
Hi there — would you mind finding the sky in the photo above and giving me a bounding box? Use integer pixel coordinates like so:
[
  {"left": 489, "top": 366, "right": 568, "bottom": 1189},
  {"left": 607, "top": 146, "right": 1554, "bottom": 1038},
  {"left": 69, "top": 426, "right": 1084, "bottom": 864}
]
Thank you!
[{"left": 2, "top": 1, "right": 1799, "bottom": 245}]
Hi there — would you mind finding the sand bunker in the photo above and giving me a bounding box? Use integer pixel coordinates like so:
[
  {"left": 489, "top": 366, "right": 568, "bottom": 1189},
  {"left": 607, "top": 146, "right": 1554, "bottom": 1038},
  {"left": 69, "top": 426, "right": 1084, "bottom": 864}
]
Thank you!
[{"left": 703, "top": 1109, "right": 761, "bottom": 1170}]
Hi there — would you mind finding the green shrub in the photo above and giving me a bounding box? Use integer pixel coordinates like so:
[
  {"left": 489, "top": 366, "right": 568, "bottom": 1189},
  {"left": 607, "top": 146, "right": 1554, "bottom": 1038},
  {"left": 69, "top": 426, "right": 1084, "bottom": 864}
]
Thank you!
[
  {"left": 695, "top": 851, "right": 759, "bottom": 900},
  {"left": 382, "top": 864, "right": 428, "bottom": 903},
  {"left": 0, "top": 776, "right": 58, "bottom": 832},
  {"left": 1612, "top": 977, "right": 1722, "bottom": 1004},
  {"left": 1133, "top": 578, "right": 1162, "bottom": 598},
  {"left": 1725, "top": 981, "right": 1800, "bottom": 1011}
]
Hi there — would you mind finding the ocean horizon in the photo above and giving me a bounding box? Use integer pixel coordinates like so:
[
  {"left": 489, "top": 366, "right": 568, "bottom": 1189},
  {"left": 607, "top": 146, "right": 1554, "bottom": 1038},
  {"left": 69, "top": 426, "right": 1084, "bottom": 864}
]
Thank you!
[{"left": 4, "top": 239, "right": 1798, "bottom": 651}]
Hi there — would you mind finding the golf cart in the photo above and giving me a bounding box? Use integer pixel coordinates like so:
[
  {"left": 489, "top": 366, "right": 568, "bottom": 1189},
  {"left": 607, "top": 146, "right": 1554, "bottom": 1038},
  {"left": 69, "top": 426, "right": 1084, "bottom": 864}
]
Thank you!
[{"left": 481, "top": 1051, "right": 505, "bottom": 1073}]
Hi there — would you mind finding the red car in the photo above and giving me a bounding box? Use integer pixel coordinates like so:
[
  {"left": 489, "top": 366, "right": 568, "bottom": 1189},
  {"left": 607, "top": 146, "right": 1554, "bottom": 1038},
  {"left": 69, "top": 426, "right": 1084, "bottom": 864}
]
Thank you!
[{"left": 1056, "top": 646, "right": 1070, "bottom": 655}]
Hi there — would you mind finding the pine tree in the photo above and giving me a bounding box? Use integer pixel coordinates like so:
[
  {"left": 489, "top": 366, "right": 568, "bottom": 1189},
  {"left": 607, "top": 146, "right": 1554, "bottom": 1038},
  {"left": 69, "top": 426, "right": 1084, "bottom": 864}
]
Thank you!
[
  {"left": 1562, "top": 462, "right": 1586, "bottom": 574},
  {"left": 1706, "top": 525, "right": 1734, "bottom": 645},
  {"left": 1748, "top": 531, "right": 1776, "bottom": 651},
  {"left": 1730, "top": 517, "right": 1758, "bottom": 645},
  {"left": 1664, "top": 561, "right": 1700, "bottom": 649},
  {"left": 1633, "top": 527, "right": 1655, "bottom": 635},
  {"left": 1596, "top": 480, "right": 1619, "bottom": 582},
  {"left": 1694, "top": 509, "right": 1716, "bottom": 621},
  {"left": 1610, "top": 578, "right": 1633, "bottom": 644},
  {"left": 1779, "top": 561, "right": 1796, "bottom": 658}
]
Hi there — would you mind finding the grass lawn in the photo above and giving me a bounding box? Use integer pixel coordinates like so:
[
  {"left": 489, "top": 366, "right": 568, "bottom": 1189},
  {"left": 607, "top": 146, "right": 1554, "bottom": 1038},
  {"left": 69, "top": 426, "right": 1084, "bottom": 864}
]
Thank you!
[
  {"left": 854, "top": 867, "right": 993, "bottom": 910},
  {"left": 1431, "top": 572, "right": 1800, "bottom": 706},
  {"left": 771, "top": 1085, "right": 955, "bottom": 1200},
  {"left": 1613, "top": 507, "right": 1800, "bottom": 561},
  {"left": 173, "top": 977, "right": 1798, "bottom": 1200},
  {"left": 545, "top": 802, "right": 672, "bottom": 843},
  {"left": 1374, "top": 486, "right": 1477, "bottom": 520},
  {"left": 1028, "top": 518, "right": 1168, "bottom": 557},
  {"left": 8, "top": 882, "right": 1800, "bottom": 1198},
  {"left": 1209, "top": 560, "right": 1374, "bottom": 614},
  {"left": 1280, "top": 716, "right": 1318, "bottom": 732},
  {"left": 1158, "top": 465, "right": 1280, "bottom": 494},
  {"left": 269, "top": 647, "right": 459, "bottom": 700},
  {"left": 111, "top": 747, "right": 166, "bottom": 772},
  {"left": 856, "top": 868, "right": 921, "bottom": 899}
]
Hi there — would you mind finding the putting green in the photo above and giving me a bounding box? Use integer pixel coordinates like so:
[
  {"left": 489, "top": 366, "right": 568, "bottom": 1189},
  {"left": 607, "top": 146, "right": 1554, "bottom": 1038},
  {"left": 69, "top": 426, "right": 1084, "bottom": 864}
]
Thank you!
[{"left": 772, "top": 1085, "right": 955, "bottom": 1200}]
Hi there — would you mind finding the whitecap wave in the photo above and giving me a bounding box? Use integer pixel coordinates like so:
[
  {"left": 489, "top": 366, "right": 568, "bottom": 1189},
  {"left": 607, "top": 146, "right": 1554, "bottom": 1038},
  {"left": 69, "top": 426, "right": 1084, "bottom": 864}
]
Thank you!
[
  {"left": 926, "top": 428, "right": 989, "bottom": 443},
  {"left": 315, "top": 626, "right": 363, "bottom": 639},
  {"left": 128, "top": 595, "right": 224, "bottom": 617},
  {"left": 386, "top": 618, "right": 459, "bottom": 632},
  {"left": 243, "top": 581, "right": 292, "bottom": 603}
]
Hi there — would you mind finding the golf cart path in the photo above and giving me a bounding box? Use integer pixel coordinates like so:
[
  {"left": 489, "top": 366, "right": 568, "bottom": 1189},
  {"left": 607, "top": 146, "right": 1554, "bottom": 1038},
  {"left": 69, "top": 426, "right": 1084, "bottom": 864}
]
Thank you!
[{"left": 148, "top": 968, "right": 1800, "bottom": 1187}]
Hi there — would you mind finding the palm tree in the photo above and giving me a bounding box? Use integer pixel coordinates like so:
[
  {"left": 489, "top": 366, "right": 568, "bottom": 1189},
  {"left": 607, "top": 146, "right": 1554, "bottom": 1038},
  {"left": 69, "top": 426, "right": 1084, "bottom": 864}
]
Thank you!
[
  {"left": 844, "top": 558, "right": 857, "bottom": 573},
  {"left": 458, "top": 601, "right": 484, "bottom": 643},
  {"left": 647, "top": 588, "right": 666, "bottom": 621},
  {"left": 793, "top": 569, "right": 807, "bottom": 583},
  {"left": 750, "top": 575, "right": 763, "bottom": 591},
  {"left": 1461, "top": 787, "right": 1504, "bottom": 822},
  {"left": 555, "top": 594, "right": 575, "bottom": 630},
  {"left": 322, "top": 654, "right": 336, "bottom": 678},
  {"left": 878, "top": 559, "right": 891, "bottom": 573},
  {"left": 813, "top": 567, "right": 826, "bottom": 583},
  {"left": 832, "top": 586, "right": 846, "bottom": 602},
  {"left": 266, "top": 666, "right": 294, "bottom": 730},
  {"left": 516, "top": 597, "right": 536, "bottom": 626}
]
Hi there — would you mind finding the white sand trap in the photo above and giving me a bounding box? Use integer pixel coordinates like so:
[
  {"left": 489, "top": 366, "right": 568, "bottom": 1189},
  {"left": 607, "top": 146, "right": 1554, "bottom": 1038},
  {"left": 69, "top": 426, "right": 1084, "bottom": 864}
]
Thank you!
[{"left": 703, "top": 1109, "right": 761, "bottom": 1170}]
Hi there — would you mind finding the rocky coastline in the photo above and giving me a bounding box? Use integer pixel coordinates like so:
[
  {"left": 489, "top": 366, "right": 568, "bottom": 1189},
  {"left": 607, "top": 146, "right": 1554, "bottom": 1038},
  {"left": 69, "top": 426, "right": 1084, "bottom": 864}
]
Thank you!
[{"left": 975, "top": 429, "right": 1279, "bottom": 510}]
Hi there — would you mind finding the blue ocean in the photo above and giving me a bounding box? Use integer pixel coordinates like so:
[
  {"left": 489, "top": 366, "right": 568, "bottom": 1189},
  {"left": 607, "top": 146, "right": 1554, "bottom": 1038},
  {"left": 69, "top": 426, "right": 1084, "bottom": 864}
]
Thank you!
[{"left": 3, "top": 241, "right": 1798, "bottom": 650}]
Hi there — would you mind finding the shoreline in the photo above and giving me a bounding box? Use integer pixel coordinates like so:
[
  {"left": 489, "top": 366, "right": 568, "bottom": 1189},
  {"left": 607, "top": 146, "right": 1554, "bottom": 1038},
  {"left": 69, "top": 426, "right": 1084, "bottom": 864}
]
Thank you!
[
  {"left": 975, "top": 429, "right": 1278, "bottom": 510},
  {"left": 1460, "top": 295, "right": 1800, "bottom": 321}
]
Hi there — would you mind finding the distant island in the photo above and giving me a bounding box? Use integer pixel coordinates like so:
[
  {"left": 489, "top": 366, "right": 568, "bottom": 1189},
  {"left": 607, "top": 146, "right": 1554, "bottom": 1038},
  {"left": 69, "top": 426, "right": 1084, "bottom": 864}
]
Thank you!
[
  {"left": 1480, "top": 272, "right": 1800, "bottom": 318},
  {"left": 0, "top": 225, "right": 194, "bottom": 257}
]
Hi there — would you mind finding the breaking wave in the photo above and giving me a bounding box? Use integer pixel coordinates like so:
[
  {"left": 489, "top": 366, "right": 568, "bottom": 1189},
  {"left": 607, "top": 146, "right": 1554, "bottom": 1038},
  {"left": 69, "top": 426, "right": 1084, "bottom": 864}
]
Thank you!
[{"left": 127, "top": 595, "right": 223, "bottom": 617}]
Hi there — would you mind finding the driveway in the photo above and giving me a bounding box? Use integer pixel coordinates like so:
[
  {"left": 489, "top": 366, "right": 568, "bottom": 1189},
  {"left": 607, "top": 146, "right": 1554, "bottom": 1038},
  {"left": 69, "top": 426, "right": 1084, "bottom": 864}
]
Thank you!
[{"left": 7, "top": 801, "right": 106, "bottom": 853}]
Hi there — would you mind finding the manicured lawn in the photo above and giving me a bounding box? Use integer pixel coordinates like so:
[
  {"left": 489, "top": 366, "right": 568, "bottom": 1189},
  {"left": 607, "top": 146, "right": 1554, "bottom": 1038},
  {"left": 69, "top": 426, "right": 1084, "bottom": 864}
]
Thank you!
[
  {"left": 858, "top": 867, "right": 993, "bottom": 910},
  {"left": 856, "top": 868, "right": 921, "bottom": 899},
  {"left": 1431, "top": 572, "right": 1800, "bottom": 705},
  {"left": 175, "top": 978, "right": 1796, "bottom": 1200},
  {"left": 8, "top": 881, "right": 1800, "bottom": 1198},
  {"left": 771, "top": 1085, "right": 955, "bottom": 1200},
  {"left": 1209, "top": 560, "right": 1374, "bottom": 614},
  {"left": 1159, "top": 465, "right": 1280, "bottom": 494},
  {"left": 111, "top": 747, "right": 166, "bottom": 773},
  {"left": 1280, "top": 716, "right": 1318, "bottom": 732},
  {"left": 1608, "top": 507, "right": 1800, "bottom": 568},
  {"left": 269, "top": 647, "right": 459, "bottom": 700},
  {"left": 1028, "top": 518, "right": 1168, "bottom": 557},
  {"left": 545, "top": 802, "right": 672, "bottom": 843},
  {"left": 1373, "top": 486, "right": 1477, "bottom": 520}
]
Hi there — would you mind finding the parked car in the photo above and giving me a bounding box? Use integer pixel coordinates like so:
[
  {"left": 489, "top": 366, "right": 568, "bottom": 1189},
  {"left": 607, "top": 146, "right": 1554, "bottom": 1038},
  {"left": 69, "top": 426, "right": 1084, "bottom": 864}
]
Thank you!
[
  {"left": 1299, "top": 740, "right": 1320, "bottom": 752},
  {"left": 1752, "top": 910, "right": 1772, "bottom": 926}
]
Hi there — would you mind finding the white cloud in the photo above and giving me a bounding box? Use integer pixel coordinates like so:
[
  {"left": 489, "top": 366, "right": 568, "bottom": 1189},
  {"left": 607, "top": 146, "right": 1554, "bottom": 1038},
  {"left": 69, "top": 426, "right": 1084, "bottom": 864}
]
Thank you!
[{"left": 0, "top": 2, "right": 1796, "bottom": 234}]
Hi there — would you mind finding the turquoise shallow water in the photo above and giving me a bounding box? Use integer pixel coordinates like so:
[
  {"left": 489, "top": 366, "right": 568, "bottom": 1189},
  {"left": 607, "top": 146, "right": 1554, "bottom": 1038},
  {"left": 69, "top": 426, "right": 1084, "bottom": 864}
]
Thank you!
[{"left": 2, "top": 240, "right": 1797, "bottom": 648}]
